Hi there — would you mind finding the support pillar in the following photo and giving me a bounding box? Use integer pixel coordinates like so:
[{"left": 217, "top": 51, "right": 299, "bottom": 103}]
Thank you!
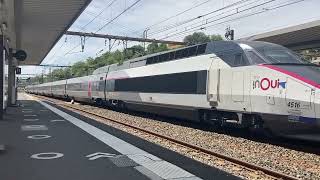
[
  {"left": 0, "top": 35, "right": 10, "bottom": 118},
  {"left": 0, "top": 35, "right": 5, "bottom": 151},
  {"left": 8, "top": 56, "right": 17, "bottom": 106},
  {"left": 0, "top": 35, "right": 4, "bottom": 119}
]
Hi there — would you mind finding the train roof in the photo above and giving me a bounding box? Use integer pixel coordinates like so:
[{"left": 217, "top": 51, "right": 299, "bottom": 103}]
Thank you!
[{"left": 92, "top": 40, "right": 283, "bottom": 74}]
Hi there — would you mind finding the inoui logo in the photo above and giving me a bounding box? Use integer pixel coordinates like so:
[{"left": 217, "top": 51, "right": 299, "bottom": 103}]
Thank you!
[{"left": 253, "top": 78, "right": 286, "bottom": 91}]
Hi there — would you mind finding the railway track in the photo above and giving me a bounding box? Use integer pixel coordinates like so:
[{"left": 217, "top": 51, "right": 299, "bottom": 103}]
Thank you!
[{"left": 31, "top": 94, "right": 299, "bottom": 180}]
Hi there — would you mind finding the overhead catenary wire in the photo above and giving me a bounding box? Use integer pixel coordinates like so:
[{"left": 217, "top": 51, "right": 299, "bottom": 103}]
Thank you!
[
  {"left": 160, "top": 0, "right": 306, "bottom": 40},
  {"left": 95, "top": 0, "right": 142, "bottom": 32},
  {"left": 152, "top": 0, "right": 277, "bottom": 39},
  {"left": 149, "top": 0, "right": 213, "bottom": 27},
  {"left": 157, "top": 0, "right": 279, "bottom": 39},
  {"left": 85, "top": 10, "right": 140, "bottom": 36},
  {"left": 45, "top": 0, "right": 119, "bottom": 65},
  {"left": 147, "top": 0, "right": 255, "bottom": 36},
  {"left": 161, "top": 0, "right": 304, "bottom": 40},
  {"left": 79, "top": 0, "right": 119, "bottom": 31},
  {"left": 64, "top": 0, "right": 142, "bottom": 56},
  {"left": 131, "top": 0, "right": 213, "bottom": 34}
]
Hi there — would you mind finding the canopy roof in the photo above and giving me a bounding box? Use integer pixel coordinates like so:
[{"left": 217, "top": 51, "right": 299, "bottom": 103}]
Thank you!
[
  {"left": 240, "top": 20, "right": 320, "bottom": 51},
  {"left": 0, "top": 0, "right": 92, "bottom": 65}
]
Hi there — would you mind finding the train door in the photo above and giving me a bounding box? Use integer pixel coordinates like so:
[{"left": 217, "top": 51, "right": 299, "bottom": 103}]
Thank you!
[
  {"left": 212, "top": 51, "right": 251, "bottom": 112},
  {"left": 207, "top": 57, "right": 220, "bottom": 105},
  {"left": 104, "top": 67, "right": 110, "bottom": 101},
  {"left": 88, "top": 80, "right": 92, "bottom": 98},
  {"left": 285, "top": 78, "right": 316, "bottom": 122}
]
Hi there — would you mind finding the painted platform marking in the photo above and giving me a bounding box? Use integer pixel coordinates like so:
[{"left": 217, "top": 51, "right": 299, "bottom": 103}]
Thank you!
[
  {"left": 31, "top": 152, "right": 64, "bottom": 160},
  {"left": 24, "top": 115, "right": 37, "bottom": 117},
  {"left": 21, "top": 125, "right": 48, "bottom": 131},
  {"left": 27, "top": 135, "right": 51, "bottom": 140},
  {"left": 86, "top": 152, "right": 116, "bottom": 160},
  {"left": 24, "top": 119, "right": 39, "bottom": 122},
  {"left": 50, "top": 120, "right": 66, "bottom": 122}
]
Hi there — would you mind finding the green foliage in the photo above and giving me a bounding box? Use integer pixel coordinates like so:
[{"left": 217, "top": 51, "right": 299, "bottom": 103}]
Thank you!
[
  {"left": 147, "top": 43, "right": 168, "bottom": 54},
  {"left": 209, "top": 34, "right": 224, "bottom": 41},
  {"left": 183, "top": 32, "right": 223, "bottom": 45},
  {"left": 30, "top": 32, "right": 223, "bottom": 84}
]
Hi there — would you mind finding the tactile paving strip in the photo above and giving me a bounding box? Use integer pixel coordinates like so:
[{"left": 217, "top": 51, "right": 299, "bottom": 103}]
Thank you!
[
  {"left": 109, "top": 155, "right": 139, "bottom": 167},
  {"left": 142, "top": 161, "right": 197, "bottom": 179}
]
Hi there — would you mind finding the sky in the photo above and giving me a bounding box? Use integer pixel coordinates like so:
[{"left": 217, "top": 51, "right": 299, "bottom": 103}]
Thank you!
[{"left": 20, "top": 0, "right": 320, "bottom": 76}]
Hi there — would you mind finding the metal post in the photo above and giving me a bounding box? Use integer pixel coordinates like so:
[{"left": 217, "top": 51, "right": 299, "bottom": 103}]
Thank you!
[
  {"left": 0, "top": 35, "right": 4, "bottom": 119},
  {"left": 0, "top": 35, "right": 5, "bottom": 152},
  {"left": 143, "top": 28, "right": 150, "bottom": 50}
]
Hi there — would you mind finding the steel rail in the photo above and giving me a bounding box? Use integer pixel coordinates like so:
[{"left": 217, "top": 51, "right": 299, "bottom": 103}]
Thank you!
[{"left": 34, "top": 94, "right": 299, "bottom": 180}]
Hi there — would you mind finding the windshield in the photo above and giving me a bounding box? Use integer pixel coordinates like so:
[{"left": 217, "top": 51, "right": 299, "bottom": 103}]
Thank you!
[{"left": 255, "top": 46, "right": 310, "bottom": 64}]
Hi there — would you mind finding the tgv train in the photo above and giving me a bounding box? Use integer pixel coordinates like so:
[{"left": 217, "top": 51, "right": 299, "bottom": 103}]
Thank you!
[{"left": 26, "top": 41, "right": 320, "bottom": 141}]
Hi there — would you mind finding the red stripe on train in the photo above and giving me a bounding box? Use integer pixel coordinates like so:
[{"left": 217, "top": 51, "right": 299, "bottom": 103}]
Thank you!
[{"left": 260, "top": 64, "right": 320, "bottom": 89}]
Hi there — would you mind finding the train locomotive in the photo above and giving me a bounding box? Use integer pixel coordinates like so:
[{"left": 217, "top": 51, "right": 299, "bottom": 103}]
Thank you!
[{"left": 26, "top": 41, "right": 320, "bottom": 141}]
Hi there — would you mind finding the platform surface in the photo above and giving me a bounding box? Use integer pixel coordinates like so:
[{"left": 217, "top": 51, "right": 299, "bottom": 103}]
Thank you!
[{"left": 0, "top": 93, "right": 239, "bottom": 180}]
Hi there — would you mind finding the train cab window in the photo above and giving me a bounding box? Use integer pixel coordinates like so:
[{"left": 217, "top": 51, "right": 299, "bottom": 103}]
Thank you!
[
  {"left": 188, "top": 46, "right": 197, "bottom": 57},
  {"left": 234, "top": 53, "right": 245, "bottom": 66},
  {"left": 246, "top": 51, "right": 266, "bottom": 65},
  {"left": 217, "top": 52, "right": 246, "bottom": 67},
  {"left": 196, "top": 44, "right": 207, "bottom": 55}
]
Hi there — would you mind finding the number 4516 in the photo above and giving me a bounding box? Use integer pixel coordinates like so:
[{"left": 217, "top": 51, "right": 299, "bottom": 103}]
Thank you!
[{"left": 288, "top": 101, "right": 300, "bottom": 108}]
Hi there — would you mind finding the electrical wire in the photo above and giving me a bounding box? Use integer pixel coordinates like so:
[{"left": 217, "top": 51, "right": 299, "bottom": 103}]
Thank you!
[
  {"left": 128, "top": 0, "right": 213, "bottom": 36},
  {"left": 45, "top": 0, "right": 119, "bottom": 65},
  {"left": 160, "top": 0, "right": 306, "bottom": 40},
  {"left": 64, "top": 0, "right": 142, "bottom": 56},
  {"left": 157, "top": 0, "right": 278, "bottom": 39},
  {"left": 79, "top": 0, "right": 119, "bottom": 31},
  {"left": 85, "top": 10, "right": 140, "bottom": 35},
  {"left": 148, "top": 0, "right": 255, "bottom": 36},
  {"left": 151, "top": 0, "right": 274, "bottom": 38}
]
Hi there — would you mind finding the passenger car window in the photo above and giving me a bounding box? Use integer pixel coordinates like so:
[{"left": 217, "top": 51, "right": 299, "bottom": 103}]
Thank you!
[
  {"left": 196, "top": 44, "right": 207, "bottom": 55},
  {"left": 169, "top": 52, "right": 175, "bottom": 60},
  {"left": 188, "top": 46, "right": 197, "bottom": 57},
  {"left": 175, "top": 50, "right": 183, "bottom": 59}
]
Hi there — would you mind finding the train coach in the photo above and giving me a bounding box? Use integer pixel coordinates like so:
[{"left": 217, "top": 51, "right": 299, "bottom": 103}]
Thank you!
[{"left": 26, "top": 40, "right": 320, "bottom": 141}]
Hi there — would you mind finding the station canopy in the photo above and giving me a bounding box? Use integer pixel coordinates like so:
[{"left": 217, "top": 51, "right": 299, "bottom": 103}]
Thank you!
[
  {"left": 0, "top": 0, "right": 92, "bottom": 65},
  {"left": 240, "top": 20, "right": 320, "bottom": 51}
]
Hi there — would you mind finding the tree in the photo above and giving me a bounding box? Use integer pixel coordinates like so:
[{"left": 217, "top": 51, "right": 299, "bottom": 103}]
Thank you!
[
  {"left": 183, "top": 32, "right": 223, "bottom": 45},
  {"left": 183, "top": 32, "right": 210, "bottom": 45},
  {"left": 210, "top": 34, "right": 223, "bottom": 41},
  {"left": 147, "top": 43, "right": 168, "bottom": 54}
]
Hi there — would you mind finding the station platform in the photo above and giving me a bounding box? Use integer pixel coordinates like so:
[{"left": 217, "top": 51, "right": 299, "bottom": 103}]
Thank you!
[{"left": 0, "top": 93, "right": 238, "bottom": 180}]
